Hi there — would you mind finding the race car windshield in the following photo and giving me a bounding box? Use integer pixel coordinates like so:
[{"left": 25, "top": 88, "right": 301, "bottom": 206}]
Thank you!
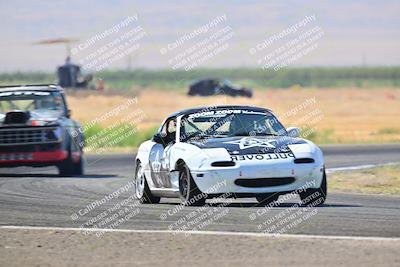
[
  {"left": 0, "top": 91, "right": 65, "bottom": 114},
  {"left": 180, "top": 109, "right": 287, "bottom": 141}
]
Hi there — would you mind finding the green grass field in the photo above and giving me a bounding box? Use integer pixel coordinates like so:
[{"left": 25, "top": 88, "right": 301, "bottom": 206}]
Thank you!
[{"left": 1, "top": 67, "right": 400, "bottom": 90}]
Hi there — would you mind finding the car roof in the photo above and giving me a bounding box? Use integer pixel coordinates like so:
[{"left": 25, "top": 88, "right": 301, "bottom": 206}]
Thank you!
[
  {"left": 0, "top": 84, "right": 63, "bottom": 93},
  {"left": 168, "top": 105, "right": 272, "bottom": 119}
]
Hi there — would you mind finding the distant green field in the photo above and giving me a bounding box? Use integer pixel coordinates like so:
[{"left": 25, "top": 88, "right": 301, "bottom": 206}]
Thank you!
[
  {"left": 84, "top": 124, "right": 157, "bottom": 151},
  {"left": 1, "top": 67, "right": 400, "bottom": 90}
]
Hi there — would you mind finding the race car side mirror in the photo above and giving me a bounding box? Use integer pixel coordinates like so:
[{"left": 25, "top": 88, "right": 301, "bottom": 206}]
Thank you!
[
  {"left": 66, "top": 109, "right": 72, "bottom": 118},
  {"left": 287, "top": 127, "right": 300, "bottom": 138},
  {"left": 152, "top": 133, "right": 163, "bottom": 144}
]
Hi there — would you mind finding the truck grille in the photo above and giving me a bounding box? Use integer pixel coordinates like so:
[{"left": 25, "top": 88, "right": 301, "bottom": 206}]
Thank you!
[{"left": 0, "top": 127, "right": 61, "bottom": 145}]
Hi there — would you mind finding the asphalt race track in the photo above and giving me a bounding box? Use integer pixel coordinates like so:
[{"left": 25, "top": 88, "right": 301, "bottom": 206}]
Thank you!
[{"left": 0, "top": 144, "right": 400, "bottom": 238}]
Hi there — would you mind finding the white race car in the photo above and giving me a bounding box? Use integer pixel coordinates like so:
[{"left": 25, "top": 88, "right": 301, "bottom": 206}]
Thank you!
[{"left": 135, "top": 105, "right": 327, "bottom": 206}]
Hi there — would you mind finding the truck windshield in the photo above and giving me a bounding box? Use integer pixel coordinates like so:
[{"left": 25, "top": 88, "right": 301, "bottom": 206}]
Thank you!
[{"left": 0, "top": 91, "right": 65, "bottom": 114}]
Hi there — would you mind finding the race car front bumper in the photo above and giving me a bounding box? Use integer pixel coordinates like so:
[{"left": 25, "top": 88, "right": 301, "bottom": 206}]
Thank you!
[
  {"left": 0, "top": 125, "right": 69, "bottom": 167},
  {"left": 0, "top": 150, "right": 68, "bottom": 167},
  {"left": 191, "top": 161, "right": 324, "bottom": 195}
]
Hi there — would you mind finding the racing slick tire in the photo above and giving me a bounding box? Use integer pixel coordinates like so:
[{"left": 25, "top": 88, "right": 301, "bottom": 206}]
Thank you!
[
  {"left": 57, "top": 138, "right": 84, "bottom": 177},
  {"left": 255, "top": 193, "right": 280, "bottom": 206},
  {"left": 57, "top": 152, "right": 84, "bottom": 177},
  {"left": 299, "top": 171, "right": 327, "bottom": 206},
  {"left": 134, "top": 161, "right": 161, "bottom": 204},
  {"left": 178, "top": 163, "right": 206, "bottom": 206}
]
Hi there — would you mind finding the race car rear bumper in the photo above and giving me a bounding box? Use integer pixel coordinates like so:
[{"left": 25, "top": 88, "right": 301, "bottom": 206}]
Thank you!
[
  {"left": 191, "top": 162, "right": 324, "bottom": 195},
  {"left": 0, "top": 150, "right": 68, "bottom": 167}
]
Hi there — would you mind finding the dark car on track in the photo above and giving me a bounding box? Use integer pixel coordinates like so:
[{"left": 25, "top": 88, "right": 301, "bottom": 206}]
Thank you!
[
  {"left": 0, "top": 84, "right": 85, "bottom": 176},
  {"left": 188, "top": 79, "right": 253, "bottom": 98}
]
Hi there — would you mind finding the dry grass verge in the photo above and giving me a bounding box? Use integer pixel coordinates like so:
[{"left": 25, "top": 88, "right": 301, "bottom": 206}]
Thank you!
[
  {"left": 67, "top": 88, "right": 400, "bottom": 144},
  {"left": 329, "top": 164, "right": 400, "bottom": 195}
]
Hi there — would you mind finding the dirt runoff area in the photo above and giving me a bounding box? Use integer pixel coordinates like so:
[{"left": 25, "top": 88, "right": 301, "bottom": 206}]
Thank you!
[{"left": 0, "top": 228, "right": 399, "bottom": 267}]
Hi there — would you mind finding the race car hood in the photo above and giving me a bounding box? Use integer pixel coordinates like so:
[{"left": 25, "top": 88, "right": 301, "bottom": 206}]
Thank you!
[{"left": 188, "top": 136, "right": 307, "bottom": 155}]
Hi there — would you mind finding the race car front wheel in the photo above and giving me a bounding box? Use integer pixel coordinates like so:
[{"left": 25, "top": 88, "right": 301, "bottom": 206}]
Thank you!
[
  {"left": 135, "top": 162, "right": 160, "bottom": 204},
  {"left": 58, "top": 143, "right": 84, "bottom": 177},
  {"left": 178, "top": 164, "right": 206, "bottom": 206},
  {"left": 299, "top": 171, "right": 327, "bottom": 206}
]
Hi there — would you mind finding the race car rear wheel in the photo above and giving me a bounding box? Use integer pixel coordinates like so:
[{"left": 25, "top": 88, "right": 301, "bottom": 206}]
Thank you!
[
  {"left": 178, "top": 164, "right": 206, "bottom": 206},
  {"left": 299, "top": 171, "right": 327, "bottom": 206},
  {"left": 256, "top": 193, "right": 280, "bottom": 206},
  {"left": 135, "top": 162, "right": 160, "bottom": 204}
]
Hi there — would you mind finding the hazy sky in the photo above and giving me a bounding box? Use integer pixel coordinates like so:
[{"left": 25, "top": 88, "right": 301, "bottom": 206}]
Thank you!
[{"left": 0, "top": 0, "right": 399, "bottom": 71}]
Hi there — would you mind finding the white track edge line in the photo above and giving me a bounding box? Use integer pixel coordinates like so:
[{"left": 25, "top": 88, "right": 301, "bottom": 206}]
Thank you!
[
  {"left": 326, "top": 162, "right": 399, "bottom": 173},
  {"left": 1, "top": 225, "right": 399, "bottom": 241}
]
